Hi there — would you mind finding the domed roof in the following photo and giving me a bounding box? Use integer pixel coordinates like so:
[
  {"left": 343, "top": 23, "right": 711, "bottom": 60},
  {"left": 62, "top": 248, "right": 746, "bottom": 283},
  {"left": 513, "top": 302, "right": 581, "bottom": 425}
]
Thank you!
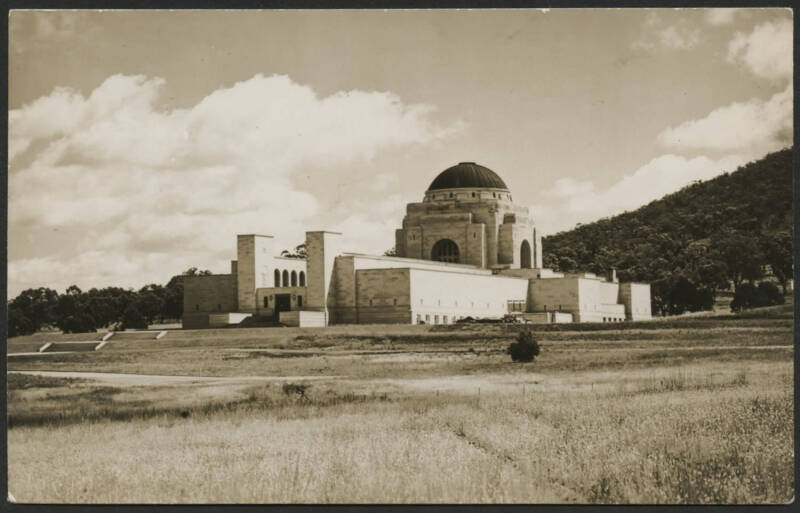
[{"left": 427, "top": 162, "right": 509, "bottom": 191}]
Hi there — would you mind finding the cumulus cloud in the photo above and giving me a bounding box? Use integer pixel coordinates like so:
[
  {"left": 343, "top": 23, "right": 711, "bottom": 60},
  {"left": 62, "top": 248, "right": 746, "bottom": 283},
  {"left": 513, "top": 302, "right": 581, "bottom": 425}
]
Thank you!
[
  {"left": 539, "top": 153, "right": 750, "bottom": 234},
  {"left": 657, "top": 84, "right": 792, "bottom": 152},
  {"left": 728, "top": 18, "right": 793, "bottom": 80},
  {"left": 8, "top": 73, "right": 461, "bottom": 296}
]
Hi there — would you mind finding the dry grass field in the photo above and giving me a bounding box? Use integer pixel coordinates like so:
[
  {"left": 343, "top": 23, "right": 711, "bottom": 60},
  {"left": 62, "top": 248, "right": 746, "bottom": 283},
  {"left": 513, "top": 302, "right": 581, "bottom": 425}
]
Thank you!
[{"left": 7, "top": 305, "right": 795, "bottom": 503}]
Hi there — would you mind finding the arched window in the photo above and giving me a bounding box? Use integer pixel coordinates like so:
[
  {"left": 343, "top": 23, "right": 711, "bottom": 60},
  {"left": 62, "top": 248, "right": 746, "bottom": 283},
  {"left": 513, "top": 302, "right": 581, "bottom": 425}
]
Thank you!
[
  {"left": 520, "top": 240, "right": 532, "bottom": 269},
  {"left": 431, "top": 239, "right": 460, "bottom": 263},
  {"left": 282, "top": 270, "right": 289, "bottom": 287},
  {"left": 274, "top": 269, "right": 281, "bottom": 287},
  {"left": 291, "top": 270, "right": 297, "bottom": 287},
  {"left": 299, "top": 271, "right": 306, "bottom": 286}
]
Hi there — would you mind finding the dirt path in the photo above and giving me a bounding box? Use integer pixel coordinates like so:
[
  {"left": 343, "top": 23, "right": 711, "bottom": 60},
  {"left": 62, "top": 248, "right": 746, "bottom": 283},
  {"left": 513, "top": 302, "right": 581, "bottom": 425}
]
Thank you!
[{"left": 8, "top": 370, "right": 342, "bottom": 386}]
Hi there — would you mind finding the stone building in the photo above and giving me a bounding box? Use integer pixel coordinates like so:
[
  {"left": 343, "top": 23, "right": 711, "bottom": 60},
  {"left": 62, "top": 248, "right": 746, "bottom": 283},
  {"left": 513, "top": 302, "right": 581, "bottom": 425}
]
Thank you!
[{"left": 183, "top": 163, "right": 652, "bottom": 328}]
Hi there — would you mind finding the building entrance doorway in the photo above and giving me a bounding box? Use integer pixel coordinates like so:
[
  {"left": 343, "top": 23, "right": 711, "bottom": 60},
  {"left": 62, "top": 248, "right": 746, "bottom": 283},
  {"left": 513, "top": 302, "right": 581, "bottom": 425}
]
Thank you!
[
  {"left": 274, "top": 294, "right": 291, "bottom": 322},
  {"left": 431, "top": 239, "right": 460, "bottom": 263}
]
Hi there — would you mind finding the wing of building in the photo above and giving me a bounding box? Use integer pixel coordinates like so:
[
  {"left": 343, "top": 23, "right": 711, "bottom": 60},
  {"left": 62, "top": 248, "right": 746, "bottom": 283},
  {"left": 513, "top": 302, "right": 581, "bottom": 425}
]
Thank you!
[{"left": 183, "top": 162, "right": 652, "bottom": 328}]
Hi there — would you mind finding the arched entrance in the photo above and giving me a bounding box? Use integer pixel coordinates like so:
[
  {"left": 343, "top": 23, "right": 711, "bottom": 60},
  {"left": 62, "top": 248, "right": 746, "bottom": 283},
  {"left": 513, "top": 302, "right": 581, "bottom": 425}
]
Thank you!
[
  {"left": 431, "top": 239, "right": 460, "bottom": 263},
  {"left": 520, "top": 240, "right": 532, "bottom": 269}
]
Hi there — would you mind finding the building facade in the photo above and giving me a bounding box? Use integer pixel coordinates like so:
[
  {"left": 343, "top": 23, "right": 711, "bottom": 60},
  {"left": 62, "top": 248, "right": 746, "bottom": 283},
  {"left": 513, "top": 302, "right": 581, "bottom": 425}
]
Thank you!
[{"left": 184, "top": 163, "right": 652, "bottom": 328}]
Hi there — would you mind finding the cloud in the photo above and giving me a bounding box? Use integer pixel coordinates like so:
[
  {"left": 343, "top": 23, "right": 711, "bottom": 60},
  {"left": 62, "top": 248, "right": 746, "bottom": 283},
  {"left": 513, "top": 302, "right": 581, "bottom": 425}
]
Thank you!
[
  {"left": 633, "top": 17, "right": 702, "bottom": 51},
  {"left": 658, "top": 25, "right": 701, "bottom": 49},
  {"left": 705, "top": 8, "right": 740, "bottom": 26},
  {"left": 539, "top": 153, "right": 750, "bottom": 234},
  {"left": 8, "top": 73, "right": 461, "bottom": 296},
  {"left": 657, "top": 84, "right": 792, "bottom": 152},
  {"left": 728, "top": 18, "right": 793, "bottom": 80}
]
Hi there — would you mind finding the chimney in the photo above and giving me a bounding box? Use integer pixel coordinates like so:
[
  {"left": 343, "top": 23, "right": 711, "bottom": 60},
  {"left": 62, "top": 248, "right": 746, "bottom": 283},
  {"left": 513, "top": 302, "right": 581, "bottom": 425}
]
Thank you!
[{"left": 608, "top": 269, "right": 618, "bottom": 283}]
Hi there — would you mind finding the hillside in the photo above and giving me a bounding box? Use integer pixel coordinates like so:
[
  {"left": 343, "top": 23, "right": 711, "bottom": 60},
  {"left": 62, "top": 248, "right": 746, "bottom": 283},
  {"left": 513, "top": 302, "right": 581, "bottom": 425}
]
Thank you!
[{"left": 542, "top": 148, "right": 794, "bottom": 314}]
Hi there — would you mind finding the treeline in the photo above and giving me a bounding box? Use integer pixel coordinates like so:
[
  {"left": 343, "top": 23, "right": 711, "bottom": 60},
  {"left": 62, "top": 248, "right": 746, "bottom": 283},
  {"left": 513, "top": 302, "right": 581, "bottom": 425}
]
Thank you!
[
  {"left": 7, "top": 267, "right": 211, "bottom": 338},
  {"left": 542, "top": 148, "right": 793, "bottom": 315}
]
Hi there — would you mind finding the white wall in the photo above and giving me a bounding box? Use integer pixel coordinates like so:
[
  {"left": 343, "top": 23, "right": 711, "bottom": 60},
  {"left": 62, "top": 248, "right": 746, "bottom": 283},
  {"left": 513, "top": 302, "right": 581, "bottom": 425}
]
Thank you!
[{"left": 408, "top": 268, "right": 528, "bottom": 324}]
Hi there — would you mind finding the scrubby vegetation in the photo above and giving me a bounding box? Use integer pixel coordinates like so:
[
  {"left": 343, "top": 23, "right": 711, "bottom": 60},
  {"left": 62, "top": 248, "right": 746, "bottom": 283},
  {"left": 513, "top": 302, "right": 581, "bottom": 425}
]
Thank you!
[{"left": 543, "top": 148, "right": 793, "bottom": 315}]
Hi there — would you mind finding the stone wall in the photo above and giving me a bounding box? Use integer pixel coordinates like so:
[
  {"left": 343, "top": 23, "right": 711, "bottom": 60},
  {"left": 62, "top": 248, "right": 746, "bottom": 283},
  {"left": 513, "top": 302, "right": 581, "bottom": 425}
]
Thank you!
[
  {"left": 354, "top": 268, "right": 412, "bottom": 324},
  {"left": 183, "top": 274, "right": 238, "bottom": 329},
  {"left": 528, "top": 276, "right": 626, "bottom": 322},
  {"left": 408, "top": 268, "right": 528, "bottom": 324},
  {"left": 528, "top": 277, "right": 580, "bottom": 313},
  {"left": 620, "top": 282, "right": 653, "bottom": 320}
]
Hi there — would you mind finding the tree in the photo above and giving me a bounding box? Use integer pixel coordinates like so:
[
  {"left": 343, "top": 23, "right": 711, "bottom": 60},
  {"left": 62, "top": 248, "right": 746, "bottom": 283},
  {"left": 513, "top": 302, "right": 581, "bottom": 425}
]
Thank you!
[
  {"left": 7, "top": 303, "right": 36, "bottom": 338},
  {"left": 710, "top": 230, "right": 764, "bottom": 288},
  {"left": 730, "top": 282, "right": 785, "bottom": 312},
  {"left": 383, "top": 247, "right": 397, "bottom": 257},
  {"left": 58, "top": 312, "right": 97, "bottom": 334},
  {"left": 136, "top": 286, "right": 165, "bottom": 325},
  {"left": 761, "top": 230, "right": 793, "bottom": 294},
  {"left": 182, "top": 267, "right": 212, "bottom": 277},
  {"left": 53, "top": 286, "right": 101, "bottom": 333},
  {"left": 541, "top": 148, "right": 792, "bottom": 313},
  {"left": 120, "top": 303, "right": 148, "bottom": 330},
  {"left": 280, "top": 244, "right": 307, "bottom": 259},
  {"left": 664, "top": 277, "right": 714, "bottom": 315},
  {"left": 7, "top": 287, "right": 59, "bottom": 336},
  {"left": 507, "top": 330, "right": 541, "bottom": 363}
]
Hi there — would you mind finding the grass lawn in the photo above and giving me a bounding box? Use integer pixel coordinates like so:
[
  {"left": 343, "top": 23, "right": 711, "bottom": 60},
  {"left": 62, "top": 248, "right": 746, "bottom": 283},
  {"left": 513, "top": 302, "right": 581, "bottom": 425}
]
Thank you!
[{"left": 6, "top": 305, "right": 794, "bottom": 503}]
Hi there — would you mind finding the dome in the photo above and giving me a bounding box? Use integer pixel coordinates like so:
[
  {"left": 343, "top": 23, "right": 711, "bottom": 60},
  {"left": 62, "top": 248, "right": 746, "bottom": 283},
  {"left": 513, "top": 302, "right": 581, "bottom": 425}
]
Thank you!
[{"left": 427, "top": 162, "right": 509, "bottom": 191}]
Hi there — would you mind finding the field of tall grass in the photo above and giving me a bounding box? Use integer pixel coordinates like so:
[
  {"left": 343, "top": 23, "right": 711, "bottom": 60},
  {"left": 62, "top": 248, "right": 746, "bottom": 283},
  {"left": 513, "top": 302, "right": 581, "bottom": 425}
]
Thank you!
[{"left": 7, "top": 306, "right": 795, "bottom": 503}]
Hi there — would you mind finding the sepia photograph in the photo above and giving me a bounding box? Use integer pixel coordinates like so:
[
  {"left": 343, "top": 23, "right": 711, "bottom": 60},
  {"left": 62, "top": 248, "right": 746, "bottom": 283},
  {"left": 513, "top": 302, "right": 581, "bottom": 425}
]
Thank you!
[{"left": 6, "top": 8, "right": 795, "bottom": 504}]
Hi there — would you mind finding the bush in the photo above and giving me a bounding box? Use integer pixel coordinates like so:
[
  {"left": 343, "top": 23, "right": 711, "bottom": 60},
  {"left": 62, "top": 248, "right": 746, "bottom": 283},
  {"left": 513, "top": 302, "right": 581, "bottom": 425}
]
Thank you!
[
  {"left": 758, "top": 281, "right": 785, "bottom": 306},
  {"left": 731, "top": 281, "right": 785, "bottom": 312},
  {"left": 119, "top": 304, "right": 148, "bottom": 330},
  {"left": 665, "top": 277, "right": 715, "bottom": 315},
  {"left": 507, "top": 330, "right": 541, "bottom": 363},
  {"left": 57, "top": 312, "right": 98, "bottom": 334},
  {"left": 282, "top": 382, "right": 310, "bottom": 399}
]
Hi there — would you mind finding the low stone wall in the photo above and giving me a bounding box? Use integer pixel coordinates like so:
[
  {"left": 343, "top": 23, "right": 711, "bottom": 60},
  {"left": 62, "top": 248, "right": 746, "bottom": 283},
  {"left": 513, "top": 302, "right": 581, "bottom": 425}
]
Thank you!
[{"left": 279, "top": 310, "right": 327, "bottom": 328}]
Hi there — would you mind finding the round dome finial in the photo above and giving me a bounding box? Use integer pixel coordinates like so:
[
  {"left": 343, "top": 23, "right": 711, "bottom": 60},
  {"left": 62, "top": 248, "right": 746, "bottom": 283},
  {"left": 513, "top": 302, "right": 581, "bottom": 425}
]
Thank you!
[{"left": 427, "top": 162, "right": 509, "bottom": 192}]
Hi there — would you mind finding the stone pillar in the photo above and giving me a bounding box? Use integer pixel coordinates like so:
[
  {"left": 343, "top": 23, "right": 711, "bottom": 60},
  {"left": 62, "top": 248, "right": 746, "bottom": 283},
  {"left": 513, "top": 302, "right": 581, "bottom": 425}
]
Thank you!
[
  {"left": 534, "top": 227, "right": 543, "bottom": 269},
  {"left": 236, "top": 234, "right": 274, "bottom": 314},
  {"left": 305, "top": 231, "right": 343, "bottom": 325},
  {"left": 395, "top": 229, "right": 406, "bottom": 258}
]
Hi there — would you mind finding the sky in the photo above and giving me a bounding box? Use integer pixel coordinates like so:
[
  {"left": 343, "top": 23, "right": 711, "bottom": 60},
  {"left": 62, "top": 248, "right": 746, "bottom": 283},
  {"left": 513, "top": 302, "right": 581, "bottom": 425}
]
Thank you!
[{"left": 8, "top": 8, "right": 794, "bottom": 296}]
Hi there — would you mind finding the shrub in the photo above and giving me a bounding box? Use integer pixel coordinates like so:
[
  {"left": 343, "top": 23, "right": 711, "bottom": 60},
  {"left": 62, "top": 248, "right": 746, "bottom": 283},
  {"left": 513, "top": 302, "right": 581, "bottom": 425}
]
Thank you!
[
  {"left": 119, "top": 304, "right": 148, "bottom": 330},
  {"left": 57, "top": 312, "right": 97, "bottom": 334},
  {"left": 757, "top": 281, "right": 785, "bottom": 306},
  {"left": 731, "top": 281, "right": 785, "bottom": 312},
  {"left": 507, "top": 330, "right": 541, "bottom": 363},
  {"left": 282, "top": 382, "right": 310, "bottom": 399}
]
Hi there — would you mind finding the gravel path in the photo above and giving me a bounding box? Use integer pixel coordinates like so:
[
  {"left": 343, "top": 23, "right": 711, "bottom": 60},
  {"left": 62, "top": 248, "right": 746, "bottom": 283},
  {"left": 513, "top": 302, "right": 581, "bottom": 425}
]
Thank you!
[{"left": 8, "top": 370, "right": 341, "bottom": 386}]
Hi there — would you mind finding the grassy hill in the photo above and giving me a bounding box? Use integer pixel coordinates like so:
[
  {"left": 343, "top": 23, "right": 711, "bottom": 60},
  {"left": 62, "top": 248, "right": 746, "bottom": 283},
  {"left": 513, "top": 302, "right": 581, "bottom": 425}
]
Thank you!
[{"left": 542, "top": 148, "right": 793, "bottom": 313}]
